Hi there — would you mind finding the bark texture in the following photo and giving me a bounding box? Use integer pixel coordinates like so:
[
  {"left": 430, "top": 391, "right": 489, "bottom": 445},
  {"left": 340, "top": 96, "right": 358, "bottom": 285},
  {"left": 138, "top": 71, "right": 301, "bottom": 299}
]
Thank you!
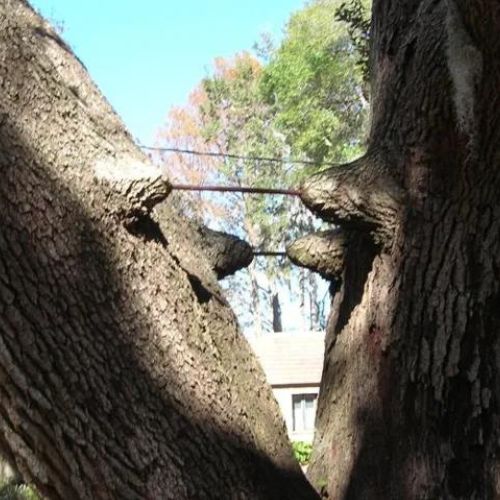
[
  {"left": 157, "top": 207, "right": 254, "bottom": 280},
  {"left": 287, "top": 230, "right": 346, "bottom": 281},
  {"left": 0, "top": 2, "right": 318, "bottom": 499},
  {"left": 304, "top": 1, "right": 500, "bottom": 498}
]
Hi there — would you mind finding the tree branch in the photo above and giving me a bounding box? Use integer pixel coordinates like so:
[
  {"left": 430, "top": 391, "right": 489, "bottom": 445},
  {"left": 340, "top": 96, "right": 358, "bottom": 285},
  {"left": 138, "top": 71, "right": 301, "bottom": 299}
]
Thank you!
[
  {"left": 287, "top": 230, "right": 347, "bottom": 280},
  {"left": 300, "top": 152, "right": 405, "bottom": 245},
  {"left": 155, "top": 203, "right": 253, "bottom": 280},
  {"left": 193, "top": 225, "right": 254, "bottom": 279},
  {"left": 94, "top": 160, "right": 171, "bottom": 218}
]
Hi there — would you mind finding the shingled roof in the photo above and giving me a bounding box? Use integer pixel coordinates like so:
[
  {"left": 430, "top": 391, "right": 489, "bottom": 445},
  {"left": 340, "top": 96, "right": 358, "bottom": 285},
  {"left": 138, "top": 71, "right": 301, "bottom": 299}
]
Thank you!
[{"left": 248, "top": 332, "right": 325, "bottom": 387}]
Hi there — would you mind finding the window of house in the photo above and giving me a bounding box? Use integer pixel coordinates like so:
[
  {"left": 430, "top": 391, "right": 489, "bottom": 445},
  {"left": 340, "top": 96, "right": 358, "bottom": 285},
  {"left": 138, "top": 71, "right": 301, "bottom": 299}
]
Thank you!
[{"left": 292, "top": 393, "right": 317, "bottom": 432}]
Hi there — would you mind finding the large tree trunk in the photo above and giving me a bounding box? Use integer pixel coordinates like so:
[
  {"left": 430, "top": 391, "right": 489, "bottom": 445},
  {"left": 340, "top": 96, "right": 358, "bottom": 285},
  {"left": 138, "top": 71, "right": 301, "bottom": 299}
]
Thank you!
[
  {"left": 299, "top": 1, "right": 500, "bottom": 498},
  {"left": 0, "top": 2, "right": 319, "bottom": 499}
]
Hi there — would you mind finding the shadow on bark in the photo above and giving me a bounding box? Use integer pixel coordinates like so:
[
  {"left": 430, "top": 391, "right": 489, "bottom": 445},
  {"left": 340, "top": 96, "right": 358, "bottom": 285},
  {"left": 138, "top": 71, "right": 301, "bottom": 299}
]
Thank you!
[
  {"left": 0, "top": 125, "right": 318, "bottom": 499},
  {"left": 311, "top": 210, "right": 500, "bottom": 499},
  {"left": 333, "top": 233, "right": 378, "bottom": 335}
]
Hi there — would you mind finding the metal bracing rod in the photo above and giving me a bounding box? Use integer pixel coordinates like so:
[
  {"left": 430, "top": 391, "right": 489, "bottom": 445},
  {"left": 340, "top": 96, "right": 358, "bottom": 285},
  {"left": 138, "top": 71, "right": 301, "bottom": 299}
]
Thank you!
[
  {"left": 170, "top": 183, "right": 301, "bottom": 197},
  {"left": 171, "top": 184, "right": 295, "bottom": 259},
  {"left": 253, "top": 251, "right": 287, "bottom": 257}
]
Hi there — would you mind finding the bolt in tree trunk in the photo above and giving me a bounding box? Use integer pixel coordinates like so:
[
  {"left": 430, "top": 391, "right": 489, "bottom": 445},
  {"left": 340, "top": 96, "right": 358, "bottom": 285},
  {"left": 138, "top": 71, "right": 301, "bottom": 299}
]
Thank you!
[
  {"left": 0, "top": 2, "right": 319, "bottom": 499},
  {"left": 298, "top": 1, "right": 500, "bottom": 498}
]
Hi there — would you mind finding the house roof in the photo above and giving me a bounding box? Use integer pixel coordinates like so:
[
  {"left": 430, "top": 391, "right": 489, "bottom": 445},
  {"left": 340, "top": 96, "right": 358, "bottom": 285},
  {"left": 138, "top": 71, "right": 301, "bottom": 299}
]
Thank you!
[{"left": 248, "top": 332, "right": 325, "bottom": 387}]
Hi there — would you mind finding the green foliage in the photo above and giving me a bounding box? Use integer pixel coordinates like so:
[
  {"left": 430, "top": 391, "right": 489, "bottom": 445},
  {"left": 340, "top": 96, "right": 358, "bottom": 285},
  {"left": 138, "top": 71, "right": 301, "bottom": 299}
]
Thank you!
[
  {"left": 335, "top": 0, "right": 371, "bottom": 84},
  {"left": 292, "top": 441, "right": 313, "bottom": 465},
  {"left": 261, "top": 0, "right": 370, "bottom": 164},
  {"left": 0, "top": 483, "right": 41, "bottom": 500},
  {"left": 158, "top": 0, "right": 372, "bottom": 332},
  {"left": 199, "top": 53, "right": 296, "bottom": 261}
]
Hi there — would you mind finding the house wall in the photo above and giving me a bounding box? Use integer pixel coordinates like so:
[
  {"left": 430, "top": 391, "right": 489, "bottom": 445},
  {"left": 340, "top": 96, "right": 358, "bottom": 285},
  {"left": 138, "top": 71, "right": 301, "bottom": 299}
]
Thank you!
[{"left": 272, "top": 386, "right": 319, "bottom": 444}]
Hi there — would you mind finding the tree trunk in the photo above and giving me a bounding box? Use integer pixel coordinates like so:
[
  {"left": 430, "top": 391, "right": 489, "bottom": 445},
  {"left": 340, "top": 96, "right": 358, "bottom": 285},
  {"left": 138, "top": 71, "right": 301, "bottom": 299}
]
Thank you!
[
  {"left": 243, "top": 211, "right": 267, "bottom": 336},
  {"left": 302, "top": 1, "right": 500, "bottom": 498},
  {"left": 0, "top": 2, "right": 318, "bottom": 499},
  {"left": 271, "top": 292, "right": 282, "bottom": 333}
]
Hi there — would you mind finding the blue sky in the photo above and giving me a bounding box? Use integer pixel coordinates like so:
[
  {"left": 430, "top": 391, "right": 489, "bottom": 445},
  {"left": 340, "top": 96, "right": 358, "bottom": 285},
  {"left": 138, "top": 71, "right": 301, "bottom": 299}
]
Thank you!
[
  {"left": 30, "top": 0, "right": 305, "bottom": 145},
  {"left": 29, "top": 0, "right": 327, "bottom": 333}
]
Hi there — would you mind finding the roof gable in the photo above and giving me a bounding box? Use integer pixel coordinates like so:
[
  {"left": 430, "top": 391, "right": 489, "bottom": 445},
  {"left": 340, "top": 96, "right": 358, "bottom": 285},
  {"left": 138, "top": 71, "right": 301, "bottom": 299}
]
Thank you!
[{"left": 248, "top": 332, "right": 325, "bottom": 386}]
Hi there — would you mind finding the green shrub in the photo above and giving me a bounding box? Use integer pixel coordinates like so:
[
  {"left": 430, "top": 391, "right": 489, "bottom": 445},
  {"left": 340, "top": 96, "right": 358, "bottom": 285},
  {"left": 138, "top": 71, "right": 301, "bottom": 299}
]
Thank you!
[
  {"left": 0, "top": 483, "right": 41, "bottom": 500},
  {"left": 292, "top": 441, "right": 313, "bottom": 465}
]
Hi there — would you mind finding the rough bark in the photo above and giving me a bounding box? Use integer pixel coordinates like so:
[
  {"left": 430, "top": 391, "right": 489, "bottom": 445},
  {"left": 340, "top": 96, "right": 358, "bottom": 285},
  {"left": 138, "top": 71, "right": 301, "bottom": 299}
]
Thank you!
[
  {"left": 287, "top": 230, "right": 346, "bottom": 281},
  {"left": 157, "top": 206, "right": 253, "bottom": 280},
  {"left": 0, "top": 2, "right": 319, "bottom": 499},
  {"left": 304, "top": 1, "right": 500, "bottom": 498}
]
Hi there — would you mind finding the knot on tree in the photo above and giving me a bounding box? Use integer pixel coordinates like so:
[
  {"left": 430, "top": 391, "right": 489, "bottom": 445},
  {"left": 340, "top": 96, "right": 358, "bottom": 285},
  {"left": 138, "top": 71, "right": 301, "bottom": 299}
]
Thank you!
[
  {"left": 187, "top": 223, "right": 254, "bottom": 279},
  {"left": 156, "top": 203, "right": 254, "bottom": 281},
  {"left": 300, "top": 152, "right": 405, "bottom": 247},
  {"left": 94, "top": 158, "right": 171, "bottom": 221},
  {"left": 287, "top": 230, "right": 346, "bottom": 281}
]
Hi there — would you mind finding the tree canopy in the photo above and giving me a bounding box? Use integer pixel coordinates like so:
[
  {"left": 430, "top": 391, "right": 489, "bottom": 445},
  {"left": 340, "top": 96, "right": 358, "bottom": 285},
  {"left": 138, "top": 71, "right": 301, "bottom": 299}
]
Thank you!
[
  {"left": 156, "top": 0, "right": 371, "bottom": 333},
  {"left": 261, "top": 0, "right": 370, "bottom": 165}
]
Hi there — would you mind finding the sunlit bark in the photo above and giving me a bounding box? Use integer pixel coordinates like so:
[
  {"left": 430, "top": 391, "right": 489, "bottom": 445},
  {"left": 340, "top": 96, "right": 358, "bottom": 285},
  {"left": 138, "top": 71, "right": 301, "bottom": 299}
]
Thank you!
[{"left": 0, "top": 2, "right": 318, "bottom": 498}]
